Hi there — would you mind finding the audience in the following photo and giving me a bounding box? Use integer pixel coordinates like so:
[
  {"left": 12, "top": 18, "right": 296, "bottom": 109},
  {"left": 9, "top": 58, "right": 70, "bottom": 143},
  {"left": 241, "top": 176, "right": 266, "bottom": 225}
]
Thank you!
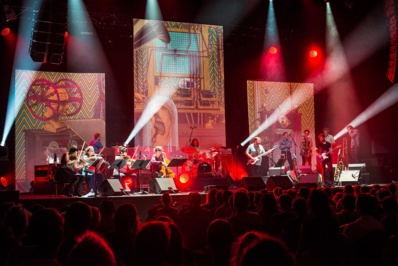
[{"left": 1, "top": 182, "right": 397, "bottom": 266}]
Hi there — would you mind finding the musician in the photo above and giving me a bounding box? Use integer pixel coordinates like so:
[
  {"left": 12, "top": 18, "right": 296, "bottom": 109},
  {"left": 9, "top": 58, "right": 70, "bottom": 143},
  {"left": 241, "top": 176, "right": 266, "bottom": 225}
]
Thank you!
[
  {"left": 190, "top": 138, "right": 201, "bottom": 162},
  {"left": 54, "top": 152, "right": 81, "bottom": 197},
  {"left": 245, "top": 137, "right": 266, "bottom": 176},
  {"left": 279, "top": 132, "right": 294, "bottom": 170},
  {"left": 301, "top": 129, "right": 313, "bottom": 166},
  {"left": 346, "top": 125, "right": 360, "bottom": 163},
  {"left": 316, "top": 134, "right": 333, "bottom": 186},
  {"left": 89, "top": 133, "right": 104, "bottom": 154},
  {"left": 66, "top": 146, "right": 85, "bottom": 196},
  {"left": 322, "top": 127, "right": 335, "bottom": 145},
  {"left": 82, "top": 146, "right": 104, "bottom": 197},
  {"left": 150, "top": 146, "right": 168, "bottom": 178}
]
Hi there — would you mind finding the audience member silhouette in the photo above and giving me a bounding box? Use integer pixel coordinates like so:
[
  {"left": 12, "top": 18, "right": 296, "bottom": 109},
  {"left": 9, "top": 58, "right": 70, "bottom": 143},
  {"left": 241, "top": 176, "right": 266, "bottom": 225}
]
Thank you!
[
  {"left": 214, "top": 189, "right": 234, "bottom": 219},
  {"left": 67, "top": 231, "right": 116, "bottom": 266},
  {"left": 58, "top": 201, "right": 92, "bottom": 265},
  {"left": 134, "top": 221, "right": 171, "bottom": 266},
  {"left": 228, "top": 190, "right": 264, "bottom": 236},
  {"left": 105, "top": 203, "right": 138, "bottom": 266},
  {"left": 238, "top": 233, "right": 295, "bottom": 266},
  {"left": 97, "top": 200, "right": 115, "bottom": 235},
  {"left": 155, "top": 192, "right": 180, "bottom": 225},
  {"left": 179, "top": 192, "right": 212, "bottom": 250}
]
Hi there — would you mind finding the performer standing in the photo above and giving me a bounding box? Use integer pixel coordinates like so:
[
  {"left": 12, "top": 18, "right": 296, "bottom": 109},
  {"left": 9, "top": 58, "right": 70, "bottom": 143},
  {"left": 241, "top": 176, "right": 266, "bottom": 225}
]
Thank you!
[
  {"left": 322, "top": 128, "right": 335, "bottom": 145},
  {"left": 89, "top": 133, "right": 104, "bottom": 154},
  {"left": 245, "top": 137, "right": 266, "bottom": 176},
  {"left": 300, "top": 129, "right": 313, "bottom": 166},
  {"left": 346, "top": 125, "right": 360, "bottom": 163},
  {"left": 316, "top": 134, "right": 333, "bottom": 186},
  {"left": 279, "top": 132, "right": 294, "bottom": 170}
]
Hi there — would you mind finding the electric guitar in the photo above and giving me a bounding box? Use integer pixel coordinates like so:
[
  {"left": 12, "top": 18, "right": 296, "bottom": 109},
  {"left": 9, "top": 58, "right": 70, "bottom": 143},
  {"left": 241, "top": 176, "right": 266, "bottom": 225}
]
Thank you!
[
  {"left": 247, "top": 145, "right": 279, "bottom": 165},
  {"left": 315, "top": 145, "right": 341, "bottom": 163}
]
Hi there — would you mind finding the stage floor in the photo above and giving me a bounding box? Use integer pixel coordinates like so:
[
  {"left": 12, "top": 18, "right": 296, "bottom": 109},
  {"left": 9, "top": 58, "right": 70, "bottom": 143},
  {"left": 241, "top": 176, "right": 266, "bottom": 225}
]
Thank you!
[{"left": 13, "top": 191, "right": 204, "bottom": 222}]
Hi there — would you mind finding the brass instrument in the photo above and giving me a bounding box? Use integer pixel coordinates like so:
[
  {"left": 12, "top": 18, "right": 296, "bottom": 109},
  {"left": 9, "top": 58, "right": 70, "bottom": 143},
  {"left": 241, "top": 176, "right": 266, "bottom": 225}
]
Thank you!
[{"left": 334, "top": 137, "right": 347, "bottom": 183}]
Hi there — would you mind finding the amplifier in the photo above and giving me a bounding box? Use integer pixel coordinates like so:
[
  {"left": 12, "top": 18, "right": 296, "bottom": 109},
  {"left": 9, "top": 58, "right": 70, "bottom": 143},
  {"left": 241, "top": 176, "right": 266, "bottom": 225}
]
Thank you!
[
  {"left": 269, "top": 167, "right": 286, "bottom": 176},
  {"left": 296, "top": 165, "right": 312, "bottom": 174},
  {"left": 34, "top": 165, "right": 55, "bottom": 182},
  {"left": 348, "top": 163, "right": 366, "bottom": 171}
]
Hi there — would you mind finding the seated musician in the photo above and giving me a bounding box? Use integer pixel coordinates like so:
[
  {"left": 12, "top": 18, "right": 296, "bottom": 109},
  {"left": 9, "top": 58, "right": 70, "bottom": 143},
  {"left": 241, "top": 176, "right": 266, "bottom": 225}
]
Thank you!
[
  {"left": 150, "top": 146, "right": 169, "bottom": 178},
  {"left": 190, "top": 138, "right": 201, "bottom": 163},
  {"left": 82, "top": 146, "right": 104, "bottom": 197},
  {"left": 54, "top": 151, "right": 82, "bottom": 197},
  {"left": 66, "top": 146, "right": 85, "bottom": 196}
]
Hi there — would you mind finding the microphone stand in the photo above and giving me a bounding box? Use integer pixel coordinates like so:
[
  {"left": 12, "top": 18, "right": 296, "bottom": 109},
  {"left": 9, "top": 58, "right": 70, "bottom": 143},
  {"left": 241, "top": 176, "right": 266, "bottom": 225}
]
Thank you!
[
  {"left": 290, "top": 134, "right": 299, "bottom": 171},
  {"left": 188, "top": 125, "right": 196, "bottom": 144}
]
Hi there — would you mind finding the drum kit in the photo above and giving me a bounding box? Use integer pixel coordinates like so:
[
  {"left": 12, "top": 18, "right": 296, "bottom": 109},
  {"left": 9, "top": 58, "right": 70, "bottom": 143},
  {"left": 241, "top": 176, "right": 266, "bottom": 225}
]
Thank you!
[{"left": 180, "top": 145, "right": 223, "bottom": 178}]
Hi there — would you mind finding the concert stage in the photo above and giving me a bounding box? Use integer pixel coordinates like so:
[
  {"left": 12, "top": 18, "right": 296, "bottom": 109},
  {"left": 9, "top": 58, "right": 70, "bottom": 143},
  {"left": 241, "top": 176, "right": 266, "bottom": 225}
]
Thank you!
[{"left": 4, "top": 190, "right": 205, "bottom": 222}]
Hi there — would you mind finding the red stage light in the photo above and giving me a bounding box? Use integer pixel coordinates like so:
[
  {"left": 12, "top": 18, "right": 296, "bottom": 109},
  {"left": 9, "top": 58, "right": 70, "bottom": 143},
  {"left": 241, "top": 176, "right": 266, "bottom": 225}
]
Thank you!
[
  {"left": 179, "top": 172, "right": 190, "bottom": 184},
  {"left": 1, "top": 27, "right": 11, "bottom": 37},
  {"left": 309, "top": 49, "right": 318, "bottom": 58},
  {"left": 64, "top": 31, "right": 69, "bottom": 38},
  {"left": 268, "top": 46, "right": 278, "bottom": 55}
]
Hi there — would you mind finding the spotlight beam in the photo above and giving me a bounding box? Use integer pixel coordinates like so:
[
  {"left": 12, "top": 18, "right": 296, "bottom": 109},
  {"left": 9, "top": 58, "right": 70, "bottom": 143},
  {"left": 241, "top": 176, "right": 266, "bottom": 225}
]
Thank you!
[
  {"left": 334, "top": 84, "right": 398, "bottom": 140},
  {"left": 124, "top": 86, "right": 177, "bottom": 146}
]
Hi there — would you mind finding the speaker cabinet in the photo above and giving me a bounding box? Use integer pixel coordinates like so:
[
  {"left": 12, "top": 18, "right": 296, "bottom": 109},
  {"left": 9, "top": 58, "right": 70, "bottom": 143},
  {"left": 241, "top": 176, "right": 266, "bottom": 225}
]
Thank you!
[
  {"left": 266, "top": 175, "right": 293, "bottom": 191},
  {"left": 98, "top": 179, "right": 125, "bottom": 196},
  {"left": 296, "top": 165, "right": 312, "bottom": 174},
  {"left": 241, "top": 176, "right": 266, "bottom": 191},
  {"left": 298, "top": 174, "right": 321, "bottom": 188},
  {"left": 187, "top": 178, "right": 229, "bottom": 191},
  {"left": 150, "top": 178, "right": 178, "bottom": 194}
]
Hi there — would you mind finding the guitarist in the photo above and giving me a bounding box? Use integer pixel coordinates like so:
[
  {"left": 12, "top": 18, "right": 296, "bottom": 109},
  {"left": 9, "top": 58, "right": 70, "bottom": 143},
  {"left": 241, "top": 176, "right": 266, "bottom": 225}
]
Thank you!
[
  {"left": 245, "top": 137, "right": 266, "bottom": 176},
  {"left": 279, "top": 132, "right": 294, "bottom": 171},
  {"left": 316, "top": 134, "right": 333, "bottom": 186}
]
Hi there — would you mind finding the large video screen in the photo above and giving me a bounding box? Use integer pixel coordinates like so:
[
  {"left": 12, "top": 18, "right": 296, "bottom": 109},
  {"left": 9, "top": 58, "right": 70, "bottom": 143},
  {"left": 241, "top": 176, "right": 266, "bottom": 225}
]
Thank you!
[
  {"left": 133, "top": 19, "right": 225, "bottom": 154},
  {"left": 15, "top": 70, "right": 105, "bottom": 192}
]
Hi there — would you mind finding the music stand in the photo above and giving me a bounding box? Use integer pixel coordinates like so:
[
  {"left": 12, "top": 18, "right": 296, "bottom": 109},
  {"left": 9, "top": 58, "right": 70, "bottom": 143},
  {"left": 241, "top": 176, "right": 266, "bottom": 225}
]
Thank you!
[
  {"left": 167, "top": 158, "right": 188, "bottom": 178},
  {"left": 131, "top": 160, "right": 151, "bottom": 193},
  {"left": 88, "top": 158, "right": 101, "bottom": 196},
  {"left": 109, "top": 159, "right": 129, "bottom": 178}
]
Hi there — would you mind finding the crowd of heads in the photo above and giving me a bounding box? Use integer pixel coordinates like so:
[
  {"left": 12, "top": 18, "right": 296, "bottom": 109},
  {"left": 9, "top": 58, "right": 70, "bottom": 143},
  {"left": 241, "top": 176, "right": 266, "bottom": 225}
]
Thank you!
[{"left": 1, "top": 182, "right": 398, "bottom": 266}]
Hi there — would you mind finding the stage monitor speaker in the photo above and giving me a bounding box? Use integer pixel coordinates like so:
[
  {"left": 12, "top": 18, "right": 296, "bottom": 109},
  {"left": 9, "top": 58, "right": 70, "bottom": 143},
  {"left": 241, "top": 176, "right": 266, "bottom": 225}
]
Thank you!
[
  {"left": 339, "top": 170, "right": 360, "bottom": 185},
  {"left": 298, "top": 174, "right": 320, "bottom": 188},
  {"left": 150, "top": 178, "right": 178, "bottom": 194},
  {"left": 266, "top": 175, "right": 293, "bottom": 191},
  {"left": 241, "top": 176, "right": 266, "bottom": 191},
  {"left": 98, "top": 179, "right": 125, "bottom": 196},
  {"left": 269, "top": 167, "right": 285, "bottom": 176}
]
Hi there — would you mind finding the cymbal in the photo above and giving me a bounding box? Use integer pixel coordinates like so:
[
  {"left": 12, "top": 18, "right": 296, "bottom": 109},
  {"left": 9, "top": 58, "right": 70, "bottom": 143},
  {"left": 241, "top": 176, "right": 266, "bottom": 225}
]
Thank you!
[
  {"left": 211, "top": 145, "right": 225, "bottom": 150},
  {"left": 181, "top": 146, "right": 197, "bottom": 153}
]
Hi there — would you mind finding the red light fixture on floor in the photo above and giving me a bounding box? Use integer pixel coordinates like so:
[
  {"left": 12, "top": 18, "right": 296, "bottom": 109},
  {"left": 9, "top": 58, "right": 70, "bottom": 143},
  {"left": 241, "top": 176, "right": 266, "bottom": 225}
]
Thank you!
[
  {"left": 1, "top": 27, "right": 11, "bottom": 37},
  {"left": 268, "top": 46, "right": 278, "bottom": 55}
]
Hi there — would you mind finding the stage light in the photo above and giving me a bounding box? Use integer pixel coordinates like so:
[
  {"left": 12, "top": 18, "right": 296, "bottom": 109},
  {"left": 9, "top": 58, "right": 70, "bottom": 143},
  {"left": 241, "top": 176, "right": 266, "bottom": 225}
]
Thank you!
[
  {"left": 1, "top": 27, "right": 10, "bottom": 36},
  {"left": 179, "top": 173, "right": 190, "bottom": 184},
  {"left": 309, "top": 49, "right": 318, "bottom": 58},
  {"left": 268, "top": 46, "right": 278, "bottom": 54}
]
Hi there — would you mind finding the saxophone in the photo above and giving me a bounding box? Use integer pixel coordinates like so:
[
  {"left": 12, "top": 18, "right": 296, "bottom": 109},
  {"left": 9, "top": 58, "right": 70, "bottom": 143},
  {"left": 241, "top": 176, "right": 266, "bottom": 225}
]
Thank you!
[{"left": 334, "top": 138, "right": 347, "bottom": 183}]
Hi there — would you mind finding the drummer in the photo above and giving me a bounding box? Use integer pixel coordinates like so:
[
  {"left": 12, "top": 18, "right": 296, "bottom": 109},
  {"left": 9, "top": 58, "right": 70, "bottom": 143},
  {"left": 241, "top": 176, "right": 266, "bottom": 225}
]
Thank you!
[{"left": 190, "top": 138, "right": 201, "bottom": 163}]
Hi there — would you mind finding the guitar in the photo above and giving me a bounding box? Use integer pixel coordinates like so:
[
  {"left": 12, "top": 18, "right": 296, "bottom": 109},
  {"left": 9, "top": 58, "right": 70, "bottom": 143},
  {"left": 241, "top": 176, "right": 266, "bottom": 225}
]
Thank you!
[
  {"left": 247, "top": 145, "right": 279, "bottom": 165},
  {"left": 315, "top": 145, "right": 341, "bottom": 163}
]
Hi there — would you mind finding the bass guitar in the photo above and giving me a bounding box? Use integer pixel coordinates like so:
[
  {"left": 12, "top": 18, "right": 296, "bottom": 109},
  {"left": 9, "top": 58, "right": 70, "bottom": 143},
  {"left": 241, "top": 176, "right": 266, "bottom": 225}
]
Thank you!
[
  {"left": 315, "top": 145, "right": 341, "bottom": 163},
  {"left": 247, "top": 145, "right": 279, "bottom": 165}
]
